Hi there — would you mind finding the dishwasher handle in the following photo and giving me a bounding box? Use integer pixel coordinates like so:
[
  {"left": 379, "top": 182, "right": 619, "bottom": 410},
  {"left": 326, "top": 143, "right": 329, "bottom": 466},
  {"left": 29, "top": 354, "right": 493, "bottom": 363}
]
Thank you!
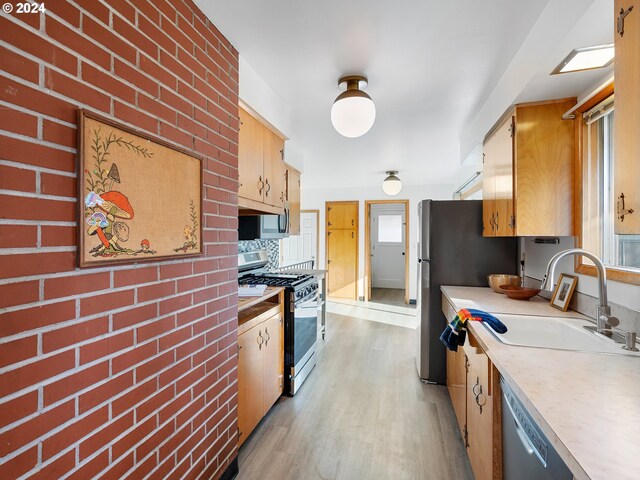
[{"left": 503, "top": 390, "right": 546, "bottom": 467}]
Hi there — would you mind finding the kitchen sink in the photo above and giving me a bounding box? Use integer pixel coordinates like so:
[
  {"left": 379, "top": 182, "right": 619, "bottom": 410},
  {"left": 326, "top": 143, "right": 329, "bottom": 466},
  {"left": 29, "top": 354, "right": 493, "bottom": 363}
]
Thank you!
[{"left": 481, "top": 314, "right": 640, "bottom": 356}]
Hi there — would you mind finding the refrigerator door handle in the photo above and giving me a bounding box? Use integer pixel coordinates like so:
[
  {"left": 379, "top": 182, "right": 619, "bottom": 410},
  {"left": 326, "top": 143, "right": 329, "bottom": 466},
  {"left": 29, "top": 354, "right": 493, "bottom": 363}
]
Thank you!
[{"left": 418, "top": 258, "right": 430, "bottom": 263}]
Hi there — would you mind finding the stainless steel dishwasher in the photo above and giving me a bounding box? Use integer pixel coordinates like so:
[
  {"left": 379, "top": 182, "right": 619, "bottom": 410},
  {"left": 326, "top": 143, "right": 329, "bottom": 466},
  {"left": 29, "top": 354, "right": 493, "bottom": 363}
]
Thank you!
[{"left": 501, "top": 377, "right": 573, "bottom": 480}]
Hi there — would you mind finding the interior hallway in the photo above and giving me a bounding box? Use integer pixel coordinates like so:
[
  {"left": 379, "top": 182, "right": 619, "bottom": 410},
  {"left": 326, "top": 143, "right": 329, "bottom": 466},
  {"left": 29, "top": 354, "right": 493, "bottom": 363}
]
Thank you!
[{"left": 237, "top": 310, "right": 473, "bottom": 479}]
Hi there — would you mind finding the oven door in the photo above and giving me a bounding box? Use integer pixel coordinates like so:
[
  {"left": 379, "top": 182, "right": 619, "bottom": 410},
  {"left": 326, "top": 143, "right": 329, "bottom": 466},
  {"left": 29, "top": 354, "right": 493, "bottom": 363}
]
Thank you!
[{"left": 288, "top": 290, "right": 318, "bottom": 394}]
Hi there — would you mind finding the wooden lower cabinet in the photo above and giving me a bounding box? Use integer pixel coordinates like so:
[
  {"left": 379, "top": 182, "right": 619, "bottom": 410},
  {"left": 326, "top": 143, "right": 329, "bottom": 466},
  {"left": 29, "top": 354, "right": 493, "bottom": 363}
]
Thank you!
[
  {"left": 446, "top": 346, "right": 467, "bottom": 437},
  {"left": 238, "top": 305, "right": 284, "bottom": 446}
]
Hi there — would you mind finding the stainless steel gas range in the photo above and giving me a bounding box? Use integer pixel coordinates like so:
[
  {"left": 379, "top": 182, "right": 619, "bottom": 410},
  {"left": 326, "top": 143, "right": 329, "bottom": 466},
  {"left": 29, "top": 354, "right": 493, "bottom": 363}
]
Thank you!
[{"left": 238, "top": 251, "right": 318, "bottom": 395}]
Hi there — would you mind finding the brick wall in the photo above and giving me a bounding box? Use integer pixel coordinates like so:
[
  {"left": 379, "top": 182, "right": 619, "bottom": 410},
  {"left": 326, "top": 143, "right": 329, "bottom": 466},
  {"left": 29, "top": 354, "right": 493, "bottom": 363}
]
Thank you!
[{"left": 0, "top": 1, "right": 240, "bottom": 479}]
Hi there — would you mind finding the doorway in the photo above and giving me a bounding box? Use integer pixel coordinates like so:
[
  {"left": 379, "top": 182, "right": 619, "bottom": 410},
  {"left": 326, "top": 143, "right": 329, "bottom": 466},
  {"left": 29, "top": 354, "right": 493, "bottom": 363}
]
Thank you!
[
  {"left": 365, "top": 200, "right": 409, "bottom": 305},
  {"left": 279, "top": 210, "right": 319, "bottom": 267},
  {"left": 325, "top": 201, "right": 358, "bottom": 300}
]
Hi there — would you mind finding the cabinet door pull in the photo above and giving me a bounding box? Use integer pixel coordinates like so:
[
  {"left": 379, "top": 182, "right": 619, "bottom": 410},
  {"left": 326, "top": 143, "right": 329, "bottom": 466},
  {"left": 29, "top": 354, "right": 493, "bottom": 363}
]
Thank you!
[
  {"left": 618, "top": 5, "right": 634, "bottom": 36},
  {"left": 257, "top": 330, "right": 264, "bottom": 350},
  {"left": 475, "top": 391, "right": 487, "bottom": 413},
  {"left": 472, "top": 377, "right": 481, "bottom": 396},
  {"left": 258, "top": 176, "right": 265, "bottom": 195},
  {"left": 265, "top": 179, "right": 271, "bottom": 197},
  {"left": 264, "top": 327, "right": 270, "bottom": 346},
  {"left": 495, "top": 211, "right": 499, "bottom": 231},
  {"left": 617, "top": 193, "right": 635, "bottom": 222}
]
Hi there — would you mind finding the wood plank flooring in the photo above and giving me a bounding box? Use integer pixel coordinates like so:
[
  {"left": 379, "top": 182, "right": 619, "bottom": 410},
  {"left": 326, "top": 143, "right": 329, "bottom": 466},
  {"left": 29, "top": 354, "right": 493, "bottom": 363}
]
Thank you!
[
  {"left": 237, "top": 312, "right": 473, "bottom": 480},
  {"left": 371, "top": 288, "right": 416, "bottom": 308}
]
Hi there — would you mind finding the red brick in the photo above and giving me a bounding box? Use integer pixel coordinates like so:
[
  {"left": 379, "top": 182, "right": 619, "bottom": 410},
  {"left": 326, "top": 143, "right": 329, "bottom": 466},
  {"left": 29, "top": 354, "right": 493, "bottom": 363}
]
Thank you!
[
  {"left": 0, "top": 224, "right": 37, "bottom": 248},
  {"left": 137, "top": 315, "right": 175, "bottom": 343},
  {"left": 42, "top": 119, "right": 77, "bottom": 148},
  {"left": 44, "top": 68, "right": 110, "bottom": 113},
  {"left": 31, "top": 449, "right": 75, "bottom": 480},
  {"left": 178, "top": 80, "right": 206, "bottom": 109},
  {"left": 159, "top": 86, "right": 191, "bottom": 116},
  {"left": 176, "top": 335, "right": 204, "bottom": 361},
  {"left": 44, "top": 361, "right": 109, "bottom": 406},
  {"left": 112, "top": 341, "right": 157, "bottom": 374},
  {"left": 0, "top": 400, "right": 74, "bottom": 457},
  {"left": 66, "top": 450, "right": 109, "bottom": 480},
  {"left": 114, "top": 58, "right": 158, "bottom": 96},
  {"left": 0, "top": 280, "right": 39, "bottom": 310},
  {"left": 0, "top": 78, "right": 77, "bottom": 126},
  {"left": 82, "top": 16, "right": 137, "bottom": 65},
  {"left": 0, "top": 350, "right": 74, "bottom": 397},
  {"left": 140, "top": 55, "right": 177, "bottom": 90},
  {"left": 159, "top": 421, "right": 190, "bottom": 459},
  {"left": 177, "top": 304, "right": 206, "bottom": 326},
  {"left": 79, "top": 330, "right": 134, "bottom": 364},
  {"left": 46, "top": 1, "right": 81, "bottom": 27},
  {"left": 159, "top": 121, "right": 193, "bottom": 148},
  {"left": 0, "top": 108, "right": 38, "bottom": 137},
  {"left": 160, "top": 262, "right": 193, "bottom": 280},
  {"left": 41, "top": 225, "right": 77, "bottom": 247},
  {"left": 112, "top": 378, "right": 157, "bottom": 417},
  {"left": 74, "top": 0, "right": 110, "bottom": 23},
  {"left": 0, "top": 334, "right": 37, "bottom": 370},
  {"left": 0, "top": 164, "right": 34, "bottom": 194},
  {"left": 113, "top": 16, "right": 158, "bottom": 59},
  {"left": 130, "top": 453, "right": 158, "bottom": 479},
  {"left": 40, "top": 172, "right": 77, "bottom": 198},
  {"left": 80, "top": 289, "right": 135, "bottom": 316},
  {"left": 0, "top": 300, "right": 75, "bottom": 337},
  {"left": 44, "top": 273, "right": 110, "bottom": 301},
  {"left": 136, "top": 386, "right": 173, "bottom": 424},
  {"left": 112, "top": 303, "right": 157, "bottom": 331},
  {"left": 159, "top": 357, "right": 190, "bottom": 387},
  {"left": 80, "top": 411, "right": 134, "bottom": 460},
  {"left": 136, "top": 420, "right": 174, "bottom": 460},
  {"left": 178, "top": 113, "right": 206, "bottom": 140},
  {"left": 0, "top": 445, "right": 38, "bottom": 479},
  {"left": 139, "top": 15, "right": 173, "bottom": 54},
  {"left": 177, "top": 47, "right": 207, "bottom": 80},
  {"left": 0, "top": 194, "right": 75, "bottom": 222},
  {"left": 79, "top": 371, "right": 133, "bottom": 413},
  {"left": 160, "top": 15, "right": 194, "bottom": 54},
  {"left": 45, "top": 17, "right": 110, "bottom": 70},
  {"left": 0, "top": 391, "right": 38, "bottom": 430},
  {"left": 82, "top": 62, "right": 136, "bottom": 104},
  {"left": 0, "top": 45, "right": 39, "bottom": 83},
  {"left": 159, "top": 50, "right": 193, "bottom": 85},
  {"left": 104, "top": 452, "right": 134, "bottom": 478},
  {"left": 138, "top": 281, "right": 176, "bottom": 303},
  {"left": 160, "top": 292, "right": 192, "bottom": 316},
  {"left": 0, "top": 251, "right": 75, "bottom": 280},
  {"left": 159, "top": 325, "right": 191, "bottom": 351},
  {"left": 136, "top": 351, "right": 173, "bottom": 382},
  {"left": 112, "top": 266, "right": 156, "bottom": 288},
  {"left": 114, "top": 101, "right": 158, "bottom": 134},
  {"left": 138, "top": 93, "right": 176, "bottom": 123},
  {"left": 42, "top": 406, "right": 108, "bottom": 460},
  {"left": 0, "top": 16, "right": 76, "bottom": 74}
]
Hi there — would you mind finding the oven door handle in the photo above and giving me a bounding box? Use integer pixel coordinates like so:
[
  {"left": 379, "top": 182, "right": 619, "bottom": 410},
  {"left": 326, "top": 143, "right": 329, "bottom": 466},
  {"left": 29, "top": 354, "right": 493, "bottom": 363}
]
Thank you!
[{"left": 296, "top": 293, "right": 319, "bottom": 308}]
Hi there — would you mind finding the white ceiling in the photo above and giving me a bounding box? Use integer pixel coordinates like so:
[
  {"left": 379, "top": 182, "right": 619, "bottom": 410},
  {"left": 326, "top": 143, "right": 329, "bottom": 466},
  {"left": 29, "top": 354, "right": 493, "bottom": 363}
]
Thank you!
[{"left": 195, "top": 0, "right": 613, "bottom": 190}]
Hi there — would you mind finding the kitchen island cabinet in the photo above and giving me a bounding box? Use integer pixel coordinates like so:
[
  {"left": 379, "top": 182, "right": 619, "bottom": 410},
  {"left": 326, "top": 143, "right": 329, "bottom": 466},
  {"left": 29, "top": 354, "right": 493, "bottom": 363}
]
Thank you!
[{"left": 237, "top": 287, "right": 285, "bottom": 446}]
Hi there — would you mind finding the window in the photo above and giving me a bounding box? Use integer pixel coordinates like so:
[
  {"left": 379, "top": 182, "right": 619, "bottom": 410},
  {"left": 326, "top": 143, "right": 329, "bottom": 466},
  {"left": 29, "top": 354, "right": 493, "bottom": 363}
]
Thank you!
[
  {"left": 377, "top": 215, "right": 403, "bottom": 243},
  {"left": 580, "top": 92, "right": 640, "bottom": 275}
]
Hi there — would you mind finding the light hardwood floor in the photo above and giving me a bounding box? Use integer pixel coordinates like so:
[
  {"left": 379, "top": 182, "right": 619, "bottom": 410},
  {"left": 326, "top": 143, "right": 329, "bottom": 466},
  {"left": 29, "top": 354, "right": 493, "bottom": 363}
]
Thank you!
[
  {"left": 237, "top": 312, "right": 473, "bottom": 480},
  {"left": 371, "top": 288, "right": 416, "bottom": 308}
]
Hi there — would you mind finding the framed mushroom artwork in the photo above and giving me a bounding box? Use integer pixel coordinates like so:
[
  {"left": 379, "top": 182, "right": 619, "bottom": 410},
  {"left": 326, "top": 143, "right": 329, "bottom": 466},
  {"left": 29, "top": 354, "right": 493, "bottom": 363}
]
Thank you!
[{"left": 78, "top": 110, "right": 203, "bottom": 267}]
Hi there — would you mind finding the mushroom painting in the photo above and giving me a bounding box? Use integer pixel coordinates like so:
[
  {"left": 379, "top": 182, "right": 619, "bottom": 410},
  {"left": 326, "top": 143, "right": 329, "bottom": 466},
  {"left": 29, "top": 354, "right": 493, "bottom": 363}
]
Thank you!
[{"left": 80, "top": 112, "right": 202, "bottom": 266}]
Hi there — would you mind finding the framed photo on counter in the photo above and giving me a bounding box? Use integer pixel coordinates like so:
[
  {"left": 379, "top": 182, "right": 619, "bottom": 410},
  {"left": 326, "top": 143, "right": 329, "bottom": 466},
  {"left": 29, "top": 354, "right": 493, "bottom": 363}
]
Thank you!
[{"left": 550, "top": 274, "right": 578, "bottom": 311}]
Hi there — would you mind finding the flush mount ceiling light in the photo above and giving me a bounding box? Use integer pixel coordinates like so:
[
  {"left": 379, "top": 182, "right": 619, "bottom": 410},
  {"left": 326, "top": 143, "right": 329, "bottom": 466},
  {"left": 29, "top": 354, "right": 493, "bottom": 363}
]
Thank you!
[
  {"left": 330, "top": 75, "right": 376, "bottom": 138},
  {"left": 382, "top": 171, "right": 402, "bottom": 196},
  {"left": 551, "top": 44, "right": 615, "bottom": 75}
]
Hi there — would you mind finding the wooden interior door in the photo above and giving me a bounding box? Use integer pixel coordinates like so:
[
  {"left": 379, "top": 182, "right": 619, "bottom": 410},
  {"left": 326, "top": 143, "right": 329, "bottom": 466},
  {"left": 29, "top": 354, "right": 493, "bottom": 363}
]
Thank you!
[
  {"left": 614, "top": 0, "right": 640, "bottom": 234},
  {"left": 327, "top": 201, "right": 358, "bottom": 229},
  {"left": 493, "top": 115, "right": 515, "bottom": 236},
  {"left": 263, "top": 130, "right": 286, "bottom": 209},
  {"left": 327, "top": 229, "right": 358, "bottom": 299},
  {"left": 262, "top": 312, "right": 284, "bottom": 412},
  {"left": 238, "top": 107, "right": 264, "bottom": 203},
  {"left": 465, "top": 344, "right": 494, "bottom": 480},
  {"left": 237, "top": 323, "right": 264, "bottom": 446}
]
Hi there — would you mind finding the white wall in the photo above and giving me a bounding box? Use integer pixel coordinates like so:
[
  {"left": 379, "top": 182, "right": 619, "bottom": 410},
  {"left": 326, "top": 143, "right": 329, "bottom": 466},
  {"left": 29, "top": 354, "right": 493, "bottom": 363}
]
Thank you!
[
  {"left": 301, "top": 183, "right": 454, "bottom": 301},
  {"left": 521, "top": 237, "right": 640, "bottom": 312}
]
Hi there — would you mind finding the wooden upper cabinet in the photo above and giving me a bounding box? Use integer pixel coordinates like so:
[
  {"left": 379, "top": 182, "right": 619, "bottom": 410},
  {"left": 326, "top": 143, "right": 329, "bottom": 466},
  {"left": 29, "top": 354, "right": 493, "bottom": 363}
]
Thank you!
[
  {"left": 327, "top": 202, "right": 358, "bottom": 230},
  {"left": 482, "top": 99, "right": 575, "bottom": 237},
  {"left": 614, "top": 0, "right": 640, "bottom": 233},
  {"left": 238, "top": 106, "right": 286, "bottom": 214},
  {"left": 238, "top": 108, "right": 264, "bottom": 203},
  {"left": 286, "top": 167, "right": 301, "bottom": 235}
]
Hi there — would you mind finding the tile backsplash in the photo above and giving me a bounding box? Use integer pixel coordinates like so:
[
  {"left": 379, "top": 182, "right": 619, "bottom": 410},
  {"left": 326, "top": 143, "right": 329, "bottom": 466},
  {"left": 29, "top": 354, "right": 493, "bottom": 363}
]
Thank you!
[{"left": 238, "top": 239, "right": 280, "bottom": 270}]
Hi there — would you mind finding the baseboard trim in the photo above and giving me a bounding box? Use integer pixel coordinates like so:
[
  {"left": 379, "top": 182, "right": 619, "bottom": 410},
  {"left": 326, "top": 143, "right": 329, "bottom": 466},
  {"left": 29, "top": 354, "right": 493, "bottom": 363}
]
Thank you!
[
  {"left": 221, "top": 456, "right": 239, "bottom": 480},
  {"left": 409, "top": 299, "right": 417, "bottom": 305},
  {"left": 358, "top": 296, "right": 365, "bottom": 301}
]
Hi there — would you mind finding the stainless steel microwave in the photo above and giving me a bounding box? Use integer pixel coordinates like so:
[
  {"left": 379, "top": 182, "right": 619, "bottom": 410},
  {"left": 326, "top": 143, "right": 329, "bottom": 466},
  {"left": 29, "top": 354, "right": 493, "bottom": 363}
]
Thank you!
[{"left": 238, "top": 207, "right": 289, "bottom": 240}]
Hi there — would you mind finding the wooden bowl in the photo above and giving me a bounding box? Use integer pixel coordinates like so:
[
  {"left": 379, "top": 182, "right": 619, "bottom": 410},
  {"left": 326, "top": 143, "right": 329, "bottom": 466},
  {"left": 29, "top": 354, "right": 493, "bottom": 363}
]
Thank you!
[
  {"left": 499, "top": 285, "right": 541, "bottom": 300},
  {"left": 487, "top": 274, "right": 520, "bottom": 294}
]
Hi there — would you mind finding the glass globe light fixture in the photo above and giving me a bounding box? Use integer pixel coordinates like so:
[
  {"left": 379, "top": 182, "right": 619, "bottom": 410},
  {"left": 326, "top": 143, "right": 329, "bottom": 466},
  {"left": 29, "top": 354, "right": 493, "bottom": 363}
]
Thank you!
[
  {"left": 382, "top": 171, "right": 402, "bottom": 196},
  {"left": 330, "top": 75, "right": 376, "bottom": 138}
]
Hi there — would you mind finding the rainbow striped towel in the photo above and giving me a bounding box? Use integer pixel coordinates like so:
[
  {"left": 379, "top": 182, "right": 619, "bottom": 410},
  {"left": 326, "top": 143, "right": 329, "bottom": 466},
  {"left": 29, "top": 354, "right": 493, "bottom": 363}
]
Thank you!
[{"left": 439, "top": 308, "right": 507, "bottom": 351}]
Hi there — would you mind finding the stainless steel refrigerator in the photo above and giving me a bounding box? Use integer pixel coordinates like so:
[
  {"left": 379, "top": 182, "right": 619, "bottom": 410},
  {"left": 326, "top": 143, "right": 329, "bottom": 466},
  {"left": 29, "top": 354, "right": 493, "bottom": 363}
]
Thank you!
[{"left": 416, "top": 200, "right": 517, "bottom": 383}]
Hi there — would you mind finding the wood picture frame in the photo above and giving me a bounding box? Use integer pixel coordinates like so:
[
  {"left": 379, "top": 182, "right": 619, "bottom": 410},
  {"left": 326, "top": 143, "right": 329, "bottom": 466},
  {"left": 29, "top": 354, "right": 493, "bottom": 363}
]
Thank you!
[
  {"left": 550, "top": 274, "right": 578, "bottom": 311},
  {"left": 78, "top": 110, "right": 203, "bottom": 267}
]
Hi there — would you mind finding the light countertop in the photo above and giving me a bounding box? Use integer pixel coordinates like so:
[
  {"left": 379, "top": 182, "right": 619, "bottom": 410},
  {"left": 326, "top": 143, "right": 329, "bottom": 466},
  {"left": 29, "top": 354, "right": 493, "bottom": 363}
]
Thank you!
[{"left": 441, "top": 286, "right": 640, "bottom": 480}]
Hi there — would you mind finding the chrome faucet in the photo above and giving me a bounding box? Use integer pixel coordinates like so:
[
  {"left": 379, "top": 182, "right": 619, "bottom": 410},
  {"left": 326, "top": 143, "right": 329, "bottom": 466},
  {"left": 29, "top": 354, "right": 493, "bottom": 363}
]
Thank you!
[{"left": 540, "top": 248, "right": 618, "bottom": 336}]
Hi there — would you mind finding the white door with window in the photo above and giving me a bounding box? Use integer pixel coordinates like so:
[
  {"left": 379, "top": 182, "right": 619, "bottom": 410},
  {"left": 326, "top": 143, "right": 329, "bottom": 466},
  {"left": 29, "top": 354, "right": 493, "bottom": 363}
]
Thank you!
[
  {"left": 279, "top": 211, "right": 318, "bottom": 268},
  {"left": 371, "top": 204, "right": 405, "bottom": 289}
]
